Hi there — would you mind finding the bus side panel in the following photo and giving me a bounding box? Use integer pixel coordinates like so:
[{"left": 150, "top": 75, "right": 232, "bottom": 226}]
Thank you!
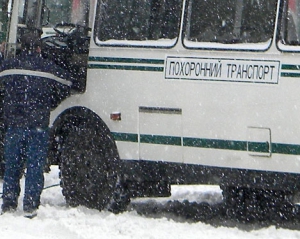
[{"left": 85, "top": 46, "right": 300, "bottom": 176}]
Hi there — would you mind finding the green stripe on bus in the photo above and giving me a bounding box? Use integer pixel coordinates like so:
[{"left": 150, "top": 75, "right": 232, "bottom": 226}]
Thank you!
[
  {"left": 272, "top": 143, "right": 300, "bottom": 155},
  {"left": 281, "top": 64, "right": 300, "bottom": 78},
  {"left": 88, "top": 64, "right": 163, "bottom": 72},
  {"left": 248, "top": 142, "right": 270, "bottom": 153},
  {"left": 89, "top": 57, "right": 164, "bottom": 65},
  {"left": 140, "top": 134, "right": 182, "bottom": 146},
  {"left": 111, "top": 132, "right": 138, "bottom": 142},
  {"left": 183, "top": 137, "right": 247, "bottom": 151},
  {"left": 111, "top": 132, "right": 300, "bottom": 155},
  {"left": 281, "top": 72, "right": 300, "bottom": 78},
  {"left": 281, "top": 64, "right": 300, "bottom": 70}
]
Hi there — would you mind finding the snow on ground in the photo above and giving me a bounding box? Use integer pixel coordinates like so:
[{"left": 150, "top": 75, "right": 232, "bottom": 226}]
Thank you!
[{"left": 1, "top": 166, "right": 300, "bottom": 239}]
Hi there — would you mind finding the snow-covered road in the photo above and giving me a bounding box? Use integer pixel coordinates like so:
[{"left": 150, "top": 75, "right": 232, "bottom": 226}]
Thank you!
[{"left": 1, "top": 166, "right": 300, "bottom": 239}]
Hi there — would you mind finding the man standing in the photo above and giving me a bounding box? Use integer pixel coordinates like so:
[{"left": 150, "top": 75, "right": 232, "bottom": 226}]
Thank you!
[{"left": 0, "top": 33, "right": 72, "bottom": 218}]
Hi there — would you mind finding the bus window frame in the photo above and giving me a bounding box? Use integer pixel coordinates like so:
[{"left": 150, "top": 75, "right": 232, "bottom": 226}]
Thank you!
[
  {"left": 93, "top": 0, "right": 182, "bottom": 49},
  {"left": 182, "top": 0, "right": 278, "bottom": 52},
  {"left": 277, "top": 0, "right": 300, "bottom": 52}
]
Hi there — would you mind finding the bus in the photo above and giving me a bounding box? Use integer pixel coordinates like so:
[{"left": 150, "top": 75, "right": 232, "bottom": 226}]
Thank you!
[{"left": 3, "top": 0, "right": 300, "bottom": 220}]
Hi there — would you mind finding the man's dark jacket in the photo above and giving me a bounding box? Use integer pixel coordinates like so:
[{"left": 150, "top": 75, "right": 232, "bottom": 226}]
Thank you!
[{"left": 0, "top": 51, "right": 72, "bottom": 129}]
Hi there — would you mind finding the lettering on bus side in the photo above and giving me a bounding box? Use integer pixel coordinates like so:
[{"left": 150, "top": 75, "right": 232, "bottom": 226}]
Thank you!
[{"left": 165, "top": 57, "right": 280, "bottom": 84}]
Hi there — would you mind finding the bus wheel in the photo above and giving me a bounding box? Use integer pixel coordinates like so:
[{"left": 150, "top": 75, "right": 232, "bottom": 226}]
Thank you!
[{"left": 60, "top": 121, "right": 119, "bottom": 211}]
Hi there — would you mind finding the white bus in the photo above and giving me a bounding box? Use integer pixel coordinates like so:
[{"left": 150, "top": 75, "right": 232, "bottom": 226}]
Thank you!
[{"left": 4, "top": 0, "right": 300, "bottom": 219}]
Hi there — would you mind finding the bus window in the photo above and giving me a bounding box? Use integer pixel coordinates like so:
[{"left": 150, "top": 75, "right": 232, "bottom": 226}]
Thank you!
[
  {"left": 278, "top": 0, "right": 300, "bottom": 49},
  {"left": 45, "top": 0, "right": 90, "bottom": 28},
  {"left": 95, "top": 0, "right": 182, "bottom": 47},
  {"left": 18, "top": 0, "right": 43, "bottom": 29},
  {"left": 45, "top": 0, "right": 72, "bottom": 25},
  {"left": 184, "top": 0, "right": 277, "bottom": 50},
  {"left": 26, "top": 0, "right": 40, "bottom": 27},
  {"left": 41, "top": 0, "right": 93, "bottom": 93},
  {"left": 43, "top": 0, "right": 91, "bottom": 37}
]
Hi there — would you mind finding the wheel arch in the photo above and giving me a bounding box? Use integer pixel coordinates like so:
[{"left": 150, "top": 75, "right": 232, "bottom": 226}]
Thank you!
[{"left": 48, "top": 106, "right": 119, "bottom": 165}]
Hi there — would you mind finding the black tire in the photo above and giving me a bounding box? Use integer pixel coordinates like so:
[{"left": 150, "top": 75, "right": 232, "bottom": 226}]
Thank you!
[
  {"left": 107, "top": 176, "right": 131, "bottom": 213},
  {"left": 60, "top": 119, "right": 119, "bottom": 211}
]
